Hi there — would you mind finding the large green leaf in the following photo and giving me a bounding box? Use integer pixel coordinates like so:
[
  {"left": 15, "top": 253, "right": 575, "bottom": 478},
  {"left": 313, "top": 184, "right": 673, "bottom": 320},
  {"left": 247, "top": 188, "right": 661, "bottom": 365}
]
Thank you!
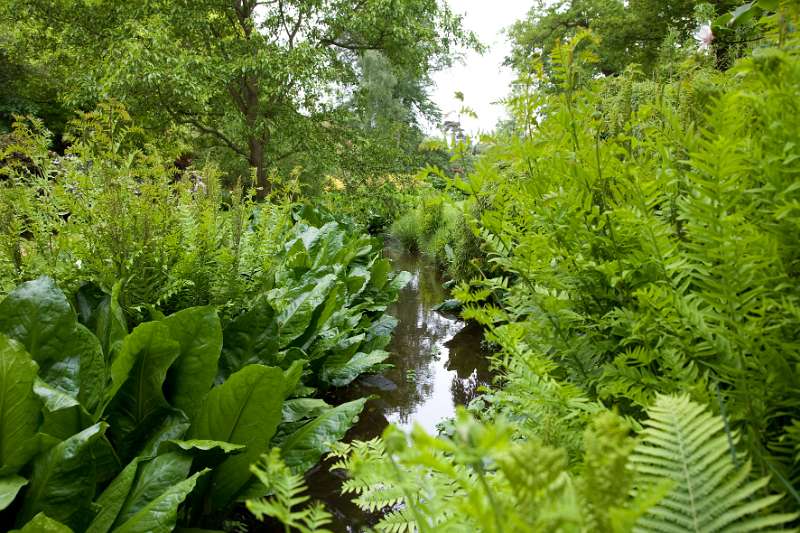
[
  {"left": 157, "top": 439, "right": 246, "bottom": 461},
  {"left": 269, "top": 274, "right": 337, "bottom": 348},
  {"left": 75, "top": 282, "right": 127, "bottom": 361},
  {"left": 281, "top": 398, "right": 331, "bottom": 423},
  {"left": 291, "top": 282, "right": 343, "bottom": 353},
  {"left": 187, "top": 364, "right": 286, "bottom": 512},
  {"left": 32, "top": 383, "right": 119, "bottom": 483},
  {"left": 321, "top": 350, "right": 390, "bottom": 387},
  {"left": 219, "top": 298, "right": 278, "bottom": 379},
  {"left": 87, "top": 451, "right": 203, "bottom": 533},
  {"left": 17, "top": 422, "right": 108, "bottom": 529},
  {"left": 85, "top": 458, "right": 142, "bottom": 533},
  {"left": 0, "top": 474, "right": 27, "bottom": 511},
  {"left": 111, "top": 469, "right": 209, "bottom": 533},
  {"left": 0, "top": 334, "right": 41, "bottom": 475},
  {"left": 279, "top": 397, "right": 367, "bottom": 474},
  {"left": 369, "top": 258, "right": 391, "bottom": 291},
  {"left": 113, "top": 452, "right": 193, "bottom": 528},
  {"left": 0, "top": 277, "right": 105, "bottom": 413},
  {"left": 106, "top": 322, "right": 181, "bottom": 461},
  {"left": 34, "top": 378, "right": 93, "bottom": 440},
  {"left": 162, "top": 306, "right": 222, "bottom": 419},
  {"left": 388, "top": 270, "right": 412, "bottom": 293},
  {"left": 346, "top": 265, "right": 372, "bottom": 295},
  {"left": 15, "top": 512, "right": 74, "bottom": 532},
  {"left": 137, "top": 409, "right": 191, "bottom": 459},
  {"left": 361, "top": 314, "right": 398, "bottom": 353}
]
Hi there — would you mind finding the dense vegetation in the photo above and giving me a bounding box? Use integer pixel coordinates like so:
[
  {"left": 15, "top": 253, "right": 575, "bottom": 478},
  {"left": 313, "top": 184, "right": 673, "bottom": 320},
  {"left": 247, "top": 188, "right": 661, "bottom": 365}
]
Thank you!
[
  {"left": 0, "top": 108, "right": 410, "bottom": 531},
  {"left": 1, "top": 0, "right": 800, "bottom": 532}
]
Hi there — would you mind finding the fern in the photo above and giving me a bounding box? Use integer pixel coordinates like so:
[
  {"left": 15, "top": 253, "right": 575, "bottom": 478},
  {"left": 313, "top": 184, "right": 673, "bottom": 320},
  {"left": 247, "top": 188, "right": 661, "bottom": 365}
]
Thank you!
[
  {"left": 246, "top": 448, "right": 333, "bottom": 533},
  {"left": 630, "top": 395, "right": 799, "bottom": 532}
]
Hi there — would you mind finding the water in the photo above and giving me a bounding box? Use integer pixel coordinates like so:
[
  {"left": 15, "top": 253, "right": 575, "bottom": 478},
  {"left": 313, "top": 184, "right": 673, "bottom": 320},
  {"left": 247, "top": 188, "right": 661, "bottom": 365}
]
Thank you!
[{"left": 304, "top": 242, "right": 492, "bottom": 532}]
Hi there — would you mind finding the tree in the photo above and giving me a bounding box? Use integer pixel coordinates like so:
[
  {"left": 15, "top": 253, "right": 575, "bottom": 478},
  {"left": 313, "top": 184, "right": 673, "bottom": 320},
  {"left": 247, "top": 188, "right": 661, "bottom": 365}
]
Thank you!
[
  {"left": 506, "top": 0, "right": 738, "bottom": 77},
  {"left": 13, "top": 0, "right": 474, "bottom": 197}
]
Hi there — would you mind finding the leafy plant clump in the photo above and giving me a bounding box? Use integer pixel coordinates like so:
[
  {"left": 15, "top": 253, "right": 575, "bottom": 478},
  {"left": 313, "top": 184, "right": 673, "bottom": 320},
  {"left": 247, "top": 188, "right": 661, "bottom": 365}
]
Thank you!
[{"left": 0, "top": 274, "right": 386, "bottom": 531}]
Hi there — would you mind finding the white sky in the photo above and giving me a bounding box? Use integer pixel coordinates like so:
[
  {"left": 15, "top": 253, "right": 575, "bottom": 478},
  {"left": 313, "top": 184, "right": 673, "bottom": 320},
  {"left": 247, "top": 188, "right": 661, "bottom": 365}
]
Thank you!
[{"left": 428, "top": 1, "right": 533, "bottom": 136}]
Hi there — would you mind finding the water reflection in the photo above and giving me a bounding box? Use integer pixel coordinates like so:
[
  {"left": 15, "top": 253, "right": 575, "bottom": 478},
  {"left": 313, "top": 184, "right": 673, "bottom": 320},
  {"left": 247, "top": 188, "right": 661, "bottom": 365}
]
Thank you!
[{"left": 303, "top": 243, "right": 492, "bottom": 532}]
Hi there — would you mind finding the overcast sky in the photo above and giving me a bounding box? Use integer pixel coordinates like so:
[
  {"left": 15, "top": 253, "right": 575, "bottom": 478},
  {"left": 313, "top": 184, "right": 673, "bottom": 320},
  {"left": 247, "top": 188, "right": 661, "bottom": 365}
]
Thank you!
[{"left": 428, "top": 1, "right": 533, "bottom": 135}]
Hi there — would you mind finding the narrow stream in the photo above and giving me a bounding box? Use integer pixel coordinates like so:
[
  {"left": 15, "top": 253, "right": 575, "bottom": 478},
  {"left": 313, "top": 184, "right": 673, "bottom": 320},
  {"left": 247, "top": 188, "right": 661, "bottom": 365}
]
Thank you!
[{"left": 306, "top": 242, "right": 492, "bottom": 532}]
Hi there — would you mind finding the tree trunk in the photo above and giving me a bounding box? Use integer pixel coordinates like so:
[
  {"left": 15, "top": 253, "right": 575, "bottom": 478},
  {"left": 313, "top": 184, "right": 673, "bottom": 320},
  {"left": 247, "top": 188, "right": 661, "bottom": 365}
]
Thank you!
[{"left": 248, "top": 136, "right": 269, "bottom": 200}]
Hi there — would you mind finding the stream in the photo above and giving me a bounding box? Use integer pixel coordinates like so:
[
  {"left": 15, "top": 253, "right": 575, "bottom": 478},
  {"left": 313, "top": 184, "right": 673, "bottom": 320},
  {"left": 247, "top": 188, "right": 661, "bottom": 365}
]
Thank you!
[{"left": 305, "top": 241, "right": 492, "bottom": 532}]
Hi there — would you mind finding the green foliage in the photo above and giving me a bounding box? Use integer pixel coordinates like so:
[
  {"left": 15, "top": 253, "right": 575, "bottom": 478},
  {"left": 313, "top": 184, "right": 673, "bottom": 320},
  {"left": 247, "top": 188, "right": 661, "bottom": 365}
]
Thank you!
[
  {"left": 0, "top": 114, "right": 407, "bottom": 526},
  {"left": 448, "top": 25, "right": 800, "bottom": 505},
  {"left": 276, "top": 398, "right": 367, "bottom": 474},
  {"left": 506, "top": 0, "right": 741, "bottom": 78},
  {"left": 7, "top": 0, "right": 476, "bottom": 194},
  {"left": 246, "top": 449, "right": 333, "bottom": 533},
  {"left": 186, "top": 364, "right": 287, "bottom": 514},
  {"left": 319, "top": 172, "right": 421, "bottom": 233},
  {"left": 0, "top": 212, "right": 398, "bottom": 531},
  {"left": 0, "top": 334, "right": 41, "bottom": 476},
  {"left": 347, "top": 12, "right": 800, "bottom": 532},
  {"left": 218, "top": 214, "right": 409, "bottom": 387},
  {"left": 334, "top": 397, "right": 796, "bottom": 533},
  {"left": 632, "top": 395, "right": 799, "bottom": 532},
  {"left": 390, "top": 193, "right": 469, "bottom": 277}
]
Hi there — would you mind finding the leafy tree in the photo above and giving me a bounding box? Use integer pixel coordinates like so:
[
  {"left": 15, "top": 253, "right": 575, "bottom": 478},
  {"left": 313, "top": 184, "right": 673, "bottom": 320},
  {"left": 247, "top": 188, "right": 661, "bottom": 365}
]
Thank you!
[
  {"left": 0, "top": 20, "right": 70, "bottom": 139},
  {"left": 506, "top": 0, "right": 739, "bottom": 77},
  {"left": 12, "top": 0, "right": 474, "bottom": 196}
]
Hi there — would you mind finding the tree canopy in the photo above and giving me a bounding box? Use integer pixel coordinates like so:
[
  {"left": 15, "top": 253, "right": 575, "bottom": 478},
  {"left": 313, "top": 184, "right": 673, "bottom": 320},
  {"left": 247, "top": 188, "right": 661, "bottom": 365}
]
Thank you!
[
  {"left": 506, "top": 0, "right": 739, "bottom": 76},
  {"left": 6, "top": 0, "right": 475, "bottom": 195}
]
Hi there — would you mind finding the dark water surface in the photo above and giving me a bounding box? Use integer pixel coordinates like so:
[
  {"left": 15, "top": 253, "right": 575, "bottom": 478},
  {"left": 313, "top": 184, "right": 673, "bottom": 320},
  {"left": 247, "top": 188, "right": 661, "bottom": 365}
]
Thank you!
[{"left": 303, "top": 242, "right": 492, "bottom": 532}]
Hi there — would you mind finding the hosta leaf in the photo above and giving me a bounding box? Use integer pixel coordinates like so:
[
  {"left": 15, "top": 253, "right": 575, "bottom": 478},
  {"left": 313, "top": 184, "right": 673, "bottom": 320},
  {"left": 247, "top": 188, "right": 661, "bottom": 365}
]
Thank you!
[
  {"left": 0, "top": 277, "right": 105, "bottom": 414},
  {"left": 0, "top": 334, "right": 41, "bottom": 474},
  {"left": 162, "top": 306, "right": 222, "bottom": 420},
  {"left": 137, "top": 408, "right": 191, "bottom": 459},
  {"left": 347, "top": 265, "right": 371, "bottom": 294},
  {"left": 292, "top": 283, "right": 343, "bottom": 353},
  {"left": 369, "top": 258, "right": 391, "bottom": 291},
  {"left": 361, "top": 315, "right": 398, "bottom": 353},
  {"left": 188, "top": 364, "right": 286, "bottom": 512},
  {"left": 280, "top": 398, "right": 367, "bottom": 474},
  {"left": 158, "top": 439, "right": 246, "bottom": 463},
  {"left": 0, "top": 474, "right": 27, "bottom": 511},
  {"left": 18, "top": 422, "right": 108, "bottom": 529},
  {"left": 388, "top": 271, "right": 412, "bottom": 292}
]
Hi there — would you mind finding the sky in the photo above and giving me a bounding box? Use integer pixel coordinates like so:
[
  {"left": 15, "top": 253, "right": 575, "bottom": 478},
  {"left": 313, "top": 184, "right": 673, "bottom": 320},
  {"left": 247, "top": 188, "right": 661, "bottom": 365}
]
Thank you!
[{"left": 428, "top": 0, "right": 533, "bottom": 136}]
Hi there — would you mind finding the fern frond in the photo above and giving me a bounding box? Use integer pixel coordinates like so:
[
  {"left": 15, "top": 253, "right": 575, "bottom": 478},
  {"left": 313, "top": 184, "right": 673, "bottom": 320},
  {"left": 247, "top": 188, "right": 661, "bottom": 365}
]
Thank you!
[
  {"left": 247, "top": 448, "right": 333, "bottom": 533},
  {"left": 376, "top": 507, "right": 417, "bottom": 533},
  {"left": 630, "top": 395, "right": 798, "bottom": 532}
]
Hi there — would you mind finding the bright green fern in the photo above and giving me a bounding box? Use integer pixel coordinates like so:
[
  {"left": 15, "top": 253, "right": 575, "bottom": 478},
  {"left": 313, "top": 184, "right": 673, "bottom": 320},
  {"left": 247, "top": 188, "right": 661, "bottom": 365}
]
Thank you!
[
  {"left": 246, "top": 448, "right": 333, "bottom": 533},
  {"left": 630, "top": 395, "right": 799, "bottom": 532}
]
